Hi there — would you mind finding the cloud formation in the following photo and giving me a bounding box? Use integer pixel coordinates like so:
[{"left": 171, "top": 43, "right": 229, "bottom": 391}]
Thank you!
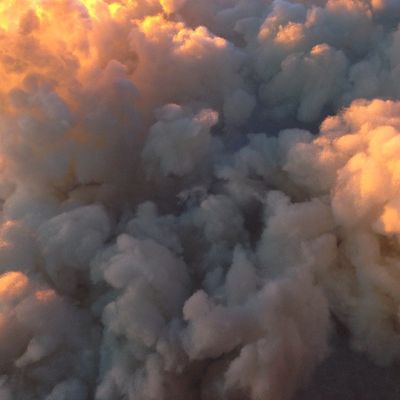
[{"left": 0, "top": 0, "right": 400, "bottom": 399}]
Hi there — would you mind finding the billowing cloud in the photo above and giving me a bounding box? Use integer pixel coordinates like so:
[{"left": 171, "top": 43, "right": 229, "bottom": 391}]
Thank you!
[{"left": 0, "top": 1, "right": 400, "bottom": 399}]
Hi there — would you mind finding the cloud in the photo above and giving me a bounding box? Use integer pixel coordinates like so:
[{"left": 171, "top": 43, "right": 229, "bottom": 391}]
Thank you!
[{"left": 0, "top": 1, "right": 400, "bottom": 399}]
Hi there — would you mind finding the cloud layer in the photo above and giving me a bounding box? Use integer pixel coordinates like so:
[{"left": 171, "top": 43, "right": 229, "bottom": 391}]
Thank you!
[{"left": 0, "top": 0, "right": 400, "bottom": 399}]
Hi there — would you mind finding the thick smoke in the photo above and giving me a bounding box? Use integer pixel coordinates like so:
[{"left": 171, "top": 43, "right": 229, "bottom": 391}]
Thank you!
[{"left": 0, "top": 0, "right": 400, "bottom": 399}]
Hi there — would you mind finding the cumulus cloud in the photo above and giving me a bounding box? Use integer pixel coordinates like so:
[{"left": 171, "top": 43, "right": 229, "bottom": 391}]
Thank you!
[{"left": 0, "top": 0, "right": 400, "bottom": 399}]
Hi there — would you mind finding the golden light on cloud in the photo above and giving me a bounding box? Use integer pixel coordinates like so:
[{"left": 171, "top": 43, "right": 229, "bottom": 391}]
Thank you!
[
  {"left": 34, "top": 288, "right": 56, "bottom": 302},
  {"left": 0, "top": 271, "right": 28, "bottom": 301},
  {"left": 275, "top": 23, "right": 305, "bottom": 46}
]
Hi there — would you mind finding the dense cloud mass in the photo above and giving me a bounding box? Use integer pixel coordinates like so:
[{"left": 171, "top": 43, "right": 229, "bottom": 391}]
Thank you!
[{"left": 1, "top": 0, "right": 400, "bottom": 399}]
